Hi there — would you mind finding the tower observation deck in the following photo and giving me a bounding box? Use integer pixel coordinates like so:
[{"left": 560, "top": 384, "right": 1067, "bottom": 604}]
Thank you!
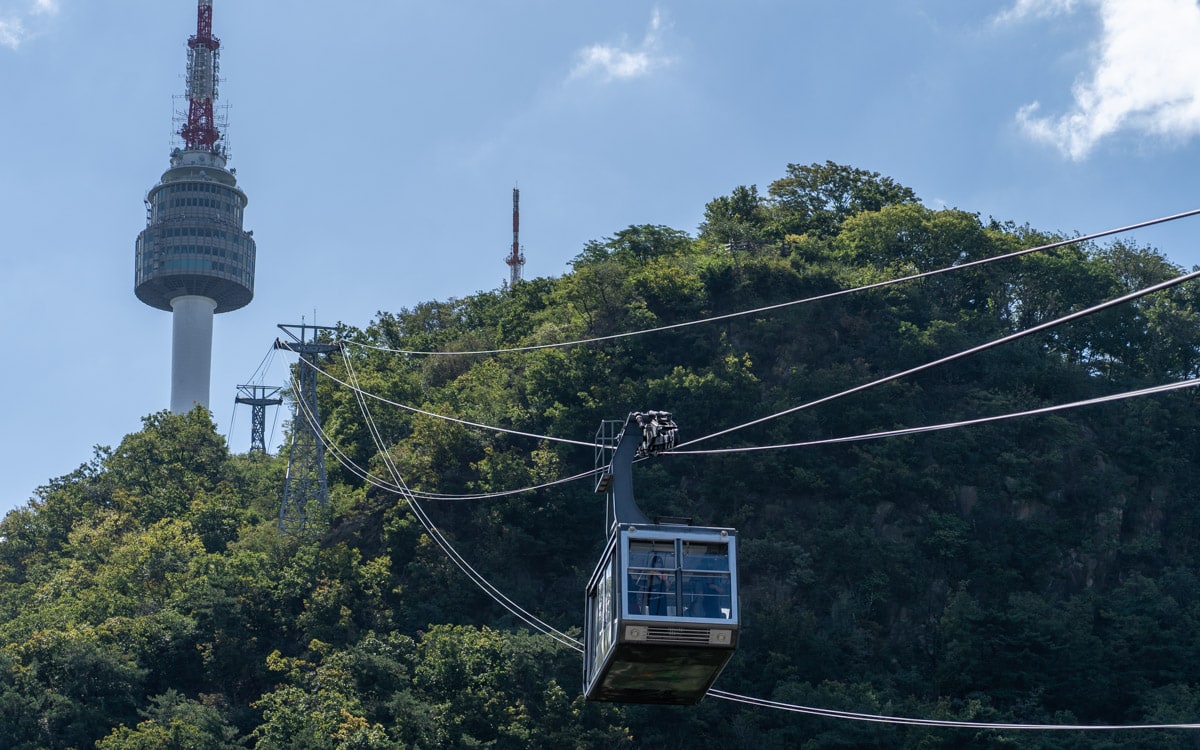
[
  {"left": 135, "top": 150, "right": 255, "bottom": 314},
  {"left": 135, "top": 0, "right": 256, "bottom": 414}
]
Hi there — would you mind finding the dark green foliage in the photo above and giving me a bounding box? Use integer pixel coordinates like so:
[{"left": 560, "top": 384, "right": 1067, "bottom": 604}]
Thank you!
[
  {"left": 97, "top": 690, "right": 242, "bottom": 749},
  {"left": 767, "top": 160, "right": 920, "bottom": 239},
  {"left": 3, "top": 162, "right": 1200, "bottom": 747}
]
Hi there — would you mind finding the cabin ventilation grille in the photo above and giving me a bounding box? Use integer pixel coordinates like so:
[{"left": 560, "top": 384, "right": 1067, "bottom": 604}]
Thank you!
[{"left": 645, "top": 627, "right": 712, "bottom": 645}]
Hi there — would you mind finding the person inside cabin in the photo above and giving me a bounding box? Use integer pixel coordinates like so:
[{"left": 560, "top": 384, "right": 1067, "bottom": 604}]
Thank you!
[
  {"left": 630, "top": 554, "right": 673, "bottom": 616},
  {"left": 685, "top": 547, "right": 732, "bottom": 618},
  {"left": 689, "top": 575, "right": 730, "bottom": 618},
  {"left": 649, "top": 556, "right": 674, "bottom": 616}
]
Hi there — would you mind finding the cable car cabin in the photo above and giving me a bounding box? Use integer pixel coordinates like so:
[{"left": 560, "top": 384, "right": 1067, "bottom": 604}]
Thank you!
[{"left": 584, "top": 522, "right": 738, "bottom": 704}]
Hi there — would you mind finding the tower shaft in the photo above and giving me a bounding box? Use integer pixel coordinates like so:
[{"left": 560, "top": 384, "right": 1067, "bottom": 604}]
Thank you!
[{"left": 171, "top": 296, "right": 217, "bottom": 412}]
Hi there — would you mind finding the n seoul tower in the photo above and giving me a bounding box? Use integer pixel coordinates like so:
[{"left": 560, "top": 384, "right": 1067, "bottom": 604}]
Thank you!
[{"left": 135, "top": 0, "right": 256, "bottom": 413}]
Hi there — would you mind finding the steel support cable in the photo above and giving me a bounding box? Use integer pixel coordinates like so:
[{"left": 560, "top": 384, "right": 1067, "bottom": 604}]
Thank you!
[
  {"left": 338, "top": 359, "right": 581, "bottom": 651},
  {"left": 315, "top": 425, "right": 597, "bottom": 502},
  {"left": 402, "top": 466, "right": 601, "bottom": 500},
  {"left": 670, "top": 378, "right": 1200, "bottom": 454},
  {"left": 226, "top": 403, "right": 239, "bottom": 446},
  {"left": 288, "top": 350, "right": 600, "bottom": 500},
  {"left": 339, "top": 347, "right": 583, "bottom": 651},
  {"left": 309, "top": 371, "right": 1198, "bottom": 489},
  {"left": 348, "top": 207, "right": 1200, "bottom": 358},
  {"left": 227, "top": 343, "right": 280, "bottom": 446},
  {"left": 295, "top": 392, "right": 493, "bottom": 502},
  {"left": 290, "top": 373, "right": 579, "bottom": 635},
  {"left": 316, "top": 376, "right": 1198, "bottom": 490},
  {"left": 676, "top": 268, "right": 1200, "bottom": 450},
  {"left": 289, "top": 374, "right": 402, "bottom": 496},
  {"left": 349, "top": 408, "right": 582, "bottom": 650},
  {"left": 297, "top": 355, "right": 594, "bottom": 448},
  {"left": 289, "top": 385, "right": 600, "bottom": 501},
  {"left": 246, "top": 342, "right": 280, "bottom": 386},
  {"left": 287, "top": 372, "right": 431, "bottom": 499},
  {"left": 289, "top": 381, "right": 563, "bottom": 502},
  {"left": 268, "top": 401, "right": 282, "bottom": 455},
  {"left": 707, "top": 689, "right": 1200, "bottom": 731},
  {"left": 401, "top": 467, "right": 600, "bottom": 501}
]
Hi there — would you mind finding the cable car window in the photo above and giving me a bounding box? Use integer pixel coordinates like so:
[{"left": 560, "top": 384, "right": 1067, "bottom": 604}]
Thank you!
[
  {"left": 683, "top": 541, "right": 728, "bottom": 573},
  {"left": 628, "top": 539, "right": 676, "bottom": 569},
  {"left": 682, "top": 541, "right": 732, "bottom": 619},
  {"left": 627, "top": 540, "right": 678, "bottom": 617},
  {"left": 592, "top": 557, "right": 616, "bottom": 668}
]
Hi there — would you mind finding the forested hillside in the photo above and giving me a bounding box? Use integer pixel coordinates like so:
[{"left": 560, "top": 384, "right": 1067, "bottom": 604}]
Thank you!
[{"left": 5, "top": 162, "right": 1200, "bottom": 748}]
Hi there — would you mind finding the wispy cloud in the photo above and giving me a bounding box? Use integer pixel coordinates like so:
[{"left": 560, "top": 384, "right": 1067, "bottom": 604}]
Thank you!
[
  {"left": 994, "top": 0, "right": 1079, "bottom": 24},
  {"left": 571, "top": 8, "right": 674, "bottom": 82},
  {"left": 0, "top": 0, "right": 59, "bottom": 49},
  {"left": 1001, "top": 0, "right": 1200, "bottom": 160}
]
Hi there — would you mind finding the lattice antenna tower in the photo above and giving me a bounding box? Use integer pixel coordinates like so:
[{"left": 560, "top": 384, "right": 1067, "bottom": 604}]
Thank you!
[
  {"left": 274, "top": 324, "right": 339, "bottom": 535},
  {"left": 505, "top": 187, "right": 526, "bottom": 286},
  {"left": 235, "top": 385, "right": 283, "bottom": 453}
]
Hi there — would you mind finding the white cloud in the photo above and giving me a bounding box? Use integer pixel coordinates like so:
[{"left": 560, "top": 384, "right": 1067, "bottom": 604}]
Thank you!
[
  {"left": 0, "top": 0, "right": 59, "bottom": 49},
  {"left": 1004, "top": 0, "right": 1200, "bottom": 160},
  {"left": 0, "top": 16, "right": 26, "bottom": 49},
  {"left": 571, "top": 8, "right": 674, "bottom": 82}
]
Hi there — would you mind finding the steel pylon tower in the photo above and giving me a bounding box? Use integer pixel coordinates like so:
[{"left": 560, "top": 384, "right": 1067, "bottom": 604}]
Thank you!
[
  {"left": 235, "top": 385, "right": 283, "bottom": 453},
  {"left": 274, "top": 324, "right": 339, "bottom": 534}
]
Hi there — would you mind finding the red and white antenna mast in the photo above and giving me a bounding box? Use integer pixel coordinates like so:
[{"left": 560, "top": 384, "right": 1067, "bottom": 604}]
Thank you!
[
  {"left": 506, "top": 187, "right": 526, "bottom": 286},
  {"left": 179, "top": 0, "right": 222, "bottom": 152}
]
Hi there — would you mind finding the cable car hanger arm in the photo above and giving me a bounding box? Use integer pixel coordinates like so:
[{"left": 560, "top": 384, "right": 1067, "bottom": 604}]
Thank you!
[{"left": 609, "top": 411, "right": 677, "bottom": 527}]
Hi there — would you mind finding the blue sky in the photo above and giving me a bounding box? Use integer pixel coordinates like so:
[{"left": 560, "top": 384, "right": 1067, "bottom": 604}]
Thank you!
[{"left": 3, "top": 0, "right": 1200, "bottom": 516}]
